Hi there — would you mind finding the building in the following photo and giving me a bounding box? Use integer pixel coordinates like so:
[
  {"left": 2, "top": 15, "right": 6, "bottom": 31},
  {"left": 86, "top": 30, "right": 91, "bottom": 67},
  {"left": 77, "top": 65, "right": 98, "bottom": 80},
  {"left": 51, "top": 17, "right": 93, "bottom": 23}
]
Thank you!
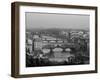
[
  {"left": 26, "top": 38, "right": 33, "bottom": 53},
  {"left": 33, "top": 35, "right": 42, "bottom": 50}
]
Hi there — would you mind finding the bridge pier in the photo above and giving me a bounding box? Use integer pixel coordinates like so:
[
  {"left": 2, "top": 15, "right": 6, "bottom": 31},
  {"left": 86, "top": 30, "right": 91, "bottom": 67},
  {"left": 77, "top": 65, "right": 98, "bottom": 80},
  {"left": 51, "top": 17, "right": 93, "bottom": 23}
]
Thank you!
[
  {"left": 62, "top": 48, "right": 66, "bottom": 52},
  {"left": 50, "top": 48, "right": 54, "bottom": 53}
]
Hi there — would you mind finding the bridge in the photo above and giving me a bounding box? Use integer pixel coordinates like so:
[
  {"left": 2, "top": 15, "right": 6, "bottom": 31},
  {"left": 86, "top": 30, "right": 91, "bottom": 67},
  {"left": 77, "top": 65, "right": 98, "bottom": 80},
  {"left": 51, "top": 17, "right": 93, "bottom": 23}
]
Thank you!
[
  {"left": 42, "top": 42, "right": 77, "bottom": 53},
  {"left": 33, "top": 35, "right": 80, "bottom": 53}
]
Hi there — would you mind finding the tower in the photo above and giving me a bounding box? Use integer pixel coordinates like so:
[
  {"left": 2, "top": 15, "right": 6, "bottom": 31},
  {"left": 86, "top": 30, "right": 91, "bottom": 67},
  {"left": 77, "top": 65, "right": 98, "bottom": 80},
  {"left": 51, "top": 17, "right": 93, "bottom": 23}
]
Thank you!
[{"left": 33, "top": 34, "right": 42, "bottom": 50}]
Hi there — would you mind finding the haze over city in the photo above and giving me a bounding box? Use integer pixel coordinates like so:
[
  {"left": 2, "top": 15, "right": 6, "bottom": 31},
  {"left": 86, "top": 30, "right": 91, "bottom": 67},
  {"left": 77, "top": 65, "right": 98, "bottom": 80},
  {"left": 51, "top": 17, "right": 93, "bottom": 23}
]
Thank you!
[{"left": 25, "top": 12, "right": 89, "bottom": 30}]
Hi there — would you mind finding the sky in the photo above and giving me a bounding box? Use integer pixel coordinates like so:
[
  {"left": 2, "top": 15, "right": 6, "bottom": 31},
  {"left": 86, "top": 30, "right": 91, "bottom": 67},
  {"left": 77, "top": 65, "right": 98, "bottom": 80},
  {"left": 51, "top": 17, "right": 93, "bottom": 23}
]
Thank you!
[{"left": 25, "top": 12, "right": 89, "bottom": 30}]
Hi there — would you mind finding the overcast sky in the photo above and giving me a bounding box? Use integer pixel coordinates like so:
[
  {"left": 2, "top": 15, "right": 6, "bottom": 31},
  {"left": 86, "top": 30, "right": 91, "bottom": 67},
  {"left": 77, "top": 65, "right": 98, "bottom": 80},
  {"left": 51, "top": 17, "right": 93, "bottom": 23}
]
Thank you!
[{"left": 25, "top": 12, "right": 89, "bottom": 30}]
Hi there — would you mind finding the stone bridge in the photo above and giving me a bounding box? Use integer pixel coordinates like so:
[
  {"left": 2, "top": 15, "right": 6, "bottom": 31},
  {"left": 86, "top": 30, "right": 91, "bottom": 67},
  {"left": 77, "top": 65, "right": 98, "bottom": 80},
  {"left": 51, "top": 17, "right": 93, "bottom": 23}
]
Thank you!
[{"left": 42, "top": 42, "right": 77, "bottom": 53}]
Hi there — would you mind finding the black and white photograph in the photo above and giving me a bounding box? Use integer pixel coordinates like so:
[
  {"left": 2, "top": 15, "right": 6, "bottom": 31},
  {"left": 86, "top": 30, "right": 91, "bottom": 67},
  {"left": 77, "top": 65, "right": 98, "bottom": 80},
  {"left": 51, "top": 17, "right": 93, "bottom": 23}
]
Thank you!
[
  {"left": 26, "top": 13, "right": 90, "bottom": 67},
  {"left": 11, "top": 2, "right": 97, "bottom": 77}
]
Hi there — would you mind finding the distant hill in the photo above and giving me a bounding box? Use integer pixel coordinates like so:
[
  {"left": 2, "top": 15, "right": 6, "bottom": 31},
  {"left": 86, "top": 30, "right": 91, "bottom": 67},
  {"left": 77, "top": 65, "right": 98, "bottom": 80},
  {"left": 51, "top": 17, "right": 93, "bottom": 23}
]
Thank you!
[{"left": 26, "top": 27, "right": 89, "bottom": 32}]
